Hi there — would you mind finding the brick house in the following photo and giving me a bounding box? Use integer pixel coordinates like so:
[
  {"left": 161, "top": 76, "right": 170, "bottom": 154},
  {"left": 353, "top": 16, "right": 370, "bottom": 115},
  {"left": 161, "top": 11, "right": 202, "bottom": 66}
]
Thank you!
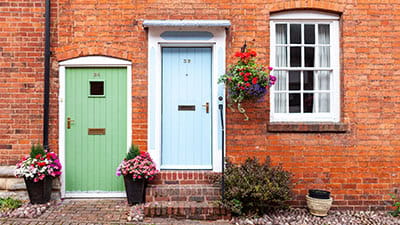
[{"left": 0, "top": 0, "right": 399, "bottom": 211}]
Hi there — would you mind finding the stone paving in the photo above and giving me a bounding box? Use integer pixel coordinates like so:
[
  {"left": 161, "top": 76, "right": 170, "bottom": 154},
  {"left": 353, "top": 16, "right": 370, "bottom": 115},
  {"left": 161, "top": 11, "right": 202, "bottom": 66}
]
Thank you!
[{"left": 0, "top": 199, "right": 230, "bottom": 224}]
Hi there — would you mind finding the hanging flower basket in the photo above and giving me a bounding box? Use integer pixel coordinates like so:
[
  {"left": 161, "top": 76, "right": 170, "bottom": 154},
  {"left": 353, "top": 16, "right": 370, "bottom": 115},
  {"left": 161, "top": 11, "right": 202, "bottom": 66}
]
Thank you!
[{"left": 219, "top": 49, "right": 276, "bottom": 120}]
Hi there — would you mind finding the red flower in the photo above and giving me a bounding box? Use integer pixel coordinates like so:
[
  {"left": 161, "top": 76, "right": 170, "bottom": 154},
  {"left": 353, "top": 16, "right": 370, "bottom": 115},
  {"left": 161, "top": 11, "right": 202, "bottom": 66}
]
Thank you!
[
  {"left": 250, "top": 51, "right": 257, "bottom": 57},
  {"left": 245, "top": 83, "right": 250, "bottom": 87},
  {"left": 239, "top": 72, "right": 244, "bottom": 76},
  {"left": 244, "top": 77, "right": 249, "bottom": 81},
  {"left": 35, "top": 154, "right": 41, "bottom": 159},
  {"left": 252, "top": 77, "right": 258, "bottom": 84},
  {"left": 245, "top": 72, "right": 251, "bottom": 76},
  {"left": 37, "top": 162, "right": 46, "bottom": 167}
]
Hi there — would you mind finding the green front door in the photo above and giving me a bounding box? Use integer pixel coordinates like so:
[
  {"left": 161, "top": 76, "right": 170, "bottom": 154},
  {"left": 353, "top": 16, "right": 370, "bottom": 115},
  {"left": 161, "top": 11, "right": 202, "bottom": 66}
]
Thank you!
[{"left": 65, "top": 67, "right": 127, "bottom": 193}]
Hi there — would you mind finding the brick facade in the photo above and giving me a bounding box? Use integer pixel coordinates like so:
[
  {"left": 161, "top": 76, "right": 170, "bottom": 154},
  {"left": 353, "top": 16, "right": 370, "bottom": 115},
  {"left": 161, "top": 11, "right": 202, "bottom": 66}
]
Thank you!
[{"left": 1, "top": 0, "right": 400, "bottom": 210}]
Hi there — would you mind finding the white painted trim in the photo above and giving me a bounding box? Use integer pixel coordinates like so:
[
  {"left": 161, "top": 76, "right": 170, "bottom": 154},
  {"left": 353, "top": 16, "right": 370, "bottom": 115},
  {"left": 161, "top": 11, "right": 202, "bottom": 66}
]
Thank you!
[
  {"left": 64, "top": 192, "right": 126, "bottom": 198},
  {"left": 143, "top": 20, "right": 231, "bottom": 28},
  {"left": 147, "top": 26, "right": 226, "bottom": 172},
  {"left": 270, "top": 10, "right": 339, "bottom": 20},
  {"left": 59, "top": 56, "right": 132, "bottom": 66},
  {"left": 269, "top": 15, "right": 340, "bottom": 123},
  {"left": 59, "top": 56, "right": 132, "bottom": 198},
  {"left": 160, "top": 165, "right": 213, "bottom": 170}
]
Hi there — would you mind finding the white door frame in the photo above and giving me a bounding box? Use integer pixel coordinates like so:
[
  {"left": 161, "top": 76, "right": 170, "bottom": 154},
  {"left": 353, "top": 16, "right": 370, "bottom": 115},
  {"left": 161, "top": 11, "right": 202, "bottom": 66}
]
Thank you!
[
  {"left": 145, "top": 23, "right": 228, "bottom": 172},
  {"left": 58, "top": 56, "right": 132, "bottom": 198}
]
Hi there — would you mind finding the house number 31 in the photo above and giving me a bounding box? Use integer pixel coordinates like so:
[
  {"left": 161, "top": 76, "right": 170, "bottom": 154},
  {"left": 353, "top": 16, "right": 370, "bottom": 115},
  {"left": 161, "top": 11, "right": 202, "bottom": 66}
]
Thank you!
[{"left": 183, "top": 59, "right": 191, "bottom": 63}]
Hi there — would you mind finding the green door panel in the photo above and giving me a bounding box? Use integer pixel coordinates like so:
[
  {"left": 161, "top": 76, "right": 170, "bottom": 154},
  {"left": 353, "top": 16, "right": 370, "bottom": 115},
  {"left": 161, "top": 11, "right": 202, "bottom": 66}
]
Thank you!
[{"left": 65, "top": 67, "right": 127, "bottom": 192}]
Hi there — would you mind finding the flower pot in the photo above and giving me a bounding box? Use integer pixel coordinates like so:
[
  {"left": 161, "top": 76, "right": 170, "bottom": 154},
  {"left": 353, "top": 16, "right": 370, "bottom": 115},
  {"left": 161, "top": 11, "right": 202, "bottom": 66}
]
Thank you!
[
  {"left": 306, "top": 195, "right": 333, "bottom": 217},
  {"left": 309, "top": 189, "right": 330, "bottom": 199},
  {"left": 123, "top": 175, "right": 146, "bottom": 205},
  {"left": 24, "top": 177, "right": 52, "bottom": 204}
]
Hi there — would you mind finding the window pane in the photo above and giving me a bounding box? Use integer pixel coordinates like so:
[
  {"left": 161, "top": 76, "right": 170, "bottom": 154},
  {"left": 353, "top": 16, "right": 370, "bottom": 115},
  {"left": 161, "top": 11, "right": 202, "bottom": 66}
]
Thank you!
[
  {"left": 319, "top": 71, "right": 330, "bottom": 90},
  {"left": 305, "top": 47, "right": 315, "bottom": 67},
  {"left": 318, "top": 24, "right": 330, "bottom": 44},
  {"left": 303, "top": 93, "right": 314, "bottom": 113},
  {"left": 289, "top": 71, "right": 300, "bottom": 90},
  {"left": 304, "top": 71, "right": 314, "bottom": 90},
  {"left": 274, "top": 93, "right": 287, "bottom": 113},
  {"left": 290, "top": 47, "right": 301, "bottom": 67},
  {"left": 90, "top": 81, "right": 104, "bottom": 96},
  {"left": 304, "top": 24, "right": 315, "bottom": 44},
  {"left": 276, "top": 24, "right": 287, "bottom": 44},
  {"left": 318, "top": 47, "right": 330, "bottom": 67},
  {"left": 290, "top": 24, "right": 301, "bottom": 44},
  {"left": 275, "top": 71, "right": 287, "bottom": 91},
  {"left": 319, "top": 93, "right": 330, "bottom": 112},
  {"left": 276, "top": 47, "right": 287, "bottom": 67},
  {"left": 289, "top": 93, "right": 301, "bottom": 113}
]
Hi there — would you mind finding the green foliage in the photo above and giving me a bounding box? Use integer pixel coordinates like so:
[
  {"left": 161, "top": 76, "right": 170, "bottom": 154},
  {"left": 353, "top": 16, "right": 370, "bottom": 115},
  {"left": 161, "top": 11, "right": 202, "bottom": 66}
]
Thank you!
[
  {"left": 389, "top": 193, "right": 400, "bottom": 217},
  {"left": 30, "top": 144, "right": 46, "bottom": 158},
  {"left": 126, "top": 144, "right": 140, "bottom": 160},
  {"left": 0, "top": 197, "right": 22, "bottom": 211},
  {"left": 222, "top": 157, "right": 293, "bottom": 216}
]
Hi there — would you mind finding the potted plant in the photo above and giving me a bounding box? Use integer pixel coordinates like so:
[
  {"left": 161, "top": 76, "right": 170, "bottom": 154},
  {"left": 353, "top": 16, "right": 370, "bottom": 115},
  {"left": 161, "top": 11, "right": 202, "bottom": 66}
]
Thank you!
[
  {"left": 219, "top": 47, "right": 276, "bottom": 120},
  {"left": 116, "top": 144, "right": 158, "bottom": 205},
  {"left": 15, "top": 144, "right": 62, "bottom": 204},
  {"left": 306, "top": 189, "right": 333, "bottom": 217}
]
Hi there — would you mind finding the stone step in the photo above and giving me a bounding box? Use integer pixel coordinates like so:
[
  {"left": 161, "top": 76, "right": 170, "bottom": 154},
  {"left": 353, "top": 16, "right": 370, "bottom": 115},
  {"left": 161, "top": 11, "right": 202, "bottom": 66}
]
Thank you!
[
  {"left": 146, "top": 184, "right": 221, "bottom": 202},
  {"left": 144, "top": 201, "right": 231, "bottom": 220}
]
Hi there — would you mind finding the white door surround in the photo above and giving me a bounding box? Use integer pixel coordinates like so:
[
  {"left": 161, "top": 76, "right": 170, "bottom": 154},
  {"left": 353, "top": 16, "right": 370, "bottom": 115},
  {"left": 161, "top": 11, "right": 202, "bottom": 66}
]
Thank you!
[{"left": 144, "top": 20, "right": 230, "bottom": 172}]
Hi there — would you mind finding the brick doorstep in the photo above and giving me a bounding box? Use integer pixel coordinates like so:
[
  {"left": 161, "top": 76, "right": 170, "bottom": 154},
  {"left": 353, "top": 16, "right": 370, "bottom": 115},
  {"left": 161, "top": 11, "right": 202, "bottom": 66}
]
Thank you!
[
  {"left": 146, "top": 184, "right": 221, "bottom": 203},
  {"left": 144, "top": 201, "right": 231, "bottom": 220}
]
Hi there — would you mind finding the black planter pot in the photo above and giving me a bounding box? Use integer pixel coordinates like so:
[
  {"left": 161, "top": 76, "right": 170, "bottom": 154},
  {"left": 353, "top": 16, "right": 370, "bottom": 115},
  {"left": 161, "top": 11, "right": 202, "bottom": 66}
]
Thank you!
[
  {"left": 309, "top": 189, "right": 330, "bottom": 199},
  {"left": 24, "top": 177, "right": 53, "bottom": 204},
  {"left": 123, "top": 175, "right": 146, "bottom": 205}
]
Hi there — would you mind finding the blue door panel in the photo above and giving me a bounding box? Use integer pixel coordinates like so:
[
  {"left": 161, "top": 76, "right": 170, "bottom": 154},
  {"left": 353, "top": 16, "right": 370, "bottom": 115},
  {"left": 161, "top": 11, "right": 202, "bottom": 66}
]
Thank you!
[{"left": 162, "top": 47, "right": 212, "bottom": 168}]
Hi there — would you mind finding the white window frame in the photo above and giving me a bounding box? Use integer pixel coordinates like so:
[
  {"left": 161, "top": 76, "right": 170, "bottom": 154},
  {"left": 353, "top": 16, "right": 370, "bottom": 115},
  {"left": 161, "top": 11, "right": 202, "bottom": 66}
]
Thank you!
[{"left": 270, "top": 10, "right": 340, "bottom": 122}]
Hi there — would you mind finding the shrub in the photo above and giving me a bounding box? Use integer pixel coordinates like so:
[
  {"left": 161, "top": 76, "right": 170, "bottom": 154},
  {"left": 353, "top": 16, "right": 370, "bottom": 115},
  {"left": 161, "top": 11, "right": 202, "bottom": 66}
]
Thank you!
[
  {"left": 0, "top": 197, "right": 22, "bottom": 212},
  {"left": 222, "top": 157, "right": 293, "bottom": 216},
  {"left": 29, "top": 144, "right": 46, "bottom": 159},
  {"left": 126, "top": 144, "right": 140, "bottom": 160},
  {"left": 389, "top": 193, "right": 400, "bottom": 217}
]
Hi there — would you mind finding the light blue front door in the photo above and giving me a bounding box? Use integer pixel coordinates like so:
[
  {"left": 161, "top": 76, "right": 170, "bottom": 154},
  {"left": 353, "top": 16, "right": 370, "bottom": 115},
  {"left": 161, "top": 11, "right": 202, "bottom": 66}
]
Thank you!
[{"left": 162, "top": 47, "right": 212, "bottom": 169}]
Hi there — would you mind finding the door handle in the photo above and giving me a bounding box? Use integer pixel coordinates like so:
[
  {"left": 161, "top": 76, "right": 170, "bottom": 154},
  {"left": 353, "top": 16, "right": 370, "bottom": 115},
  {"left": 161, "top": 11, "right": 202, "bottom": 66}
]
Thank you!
[
  {"left": 67, "top": 117, "right": 75, "bottom": 129},
  {"left": 202, "top": 102, "right": 209, "bottom": 113}
]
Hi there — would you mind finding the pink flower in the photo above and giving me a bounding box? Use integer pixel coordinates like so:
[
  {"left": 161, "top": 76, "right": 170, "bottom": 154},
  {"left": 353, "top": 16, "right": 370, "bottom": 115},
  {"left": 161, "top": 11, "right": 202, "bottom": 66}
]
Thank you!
[{"left": 268, "top": 66, "right": 273, "bottom": 70}]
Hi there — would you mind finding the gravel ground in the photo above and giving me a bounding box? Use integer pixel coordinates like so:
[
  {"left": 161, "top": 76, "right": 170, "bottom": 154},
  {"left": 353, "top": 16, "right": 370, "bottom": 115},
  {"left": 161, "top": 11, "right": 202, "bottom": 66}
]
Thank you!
[
  {"left": 0, "top": 201, "right": 55, "bottom": 219},
  {"left": 232, "top": 208, "right": 400, "bottom": 225}
]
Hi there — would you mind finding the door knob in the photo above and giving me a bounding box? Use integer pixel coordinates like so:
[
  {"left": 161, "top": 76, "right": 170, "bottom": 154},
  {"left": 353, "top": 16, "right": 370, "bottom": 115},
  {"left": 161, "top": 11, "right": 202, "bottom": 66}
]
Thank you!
[
  {"left": 67, "top": 117, "right": 75, "bottom": 129},
  {"left": 202, "top": 102, "right": 209, "bottom": 113}
]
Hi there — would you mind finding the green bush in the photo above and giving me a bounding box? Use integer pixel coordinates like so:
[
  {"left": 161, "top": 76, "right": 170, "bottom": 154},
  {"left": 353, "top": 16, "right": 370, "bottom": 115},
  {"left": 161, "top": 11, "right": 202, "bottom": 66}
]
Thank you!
[
  {"left": 389, "top": 193, "right": 400, "bottom": 217},
  {"left": 222, "top": 157, "right": 293, "bottom": 216},
  {"left": 126, "top": 144, "right": 140, "bottom": 160},
  {"left": 29, "top": 144, "right": 46, "bottom": 158},
  {"left": 0, "top": 197, "right": 22, "bottom": 211}
]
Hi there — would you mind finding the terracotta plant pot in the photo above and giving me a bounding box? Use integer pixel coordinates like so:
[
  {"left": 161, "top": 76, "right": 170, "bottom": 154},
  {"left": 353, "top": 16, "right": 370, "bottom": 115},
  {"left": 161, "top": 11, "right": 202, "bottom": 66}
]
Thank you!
[
  {"left": 123, "top": 175, "right": 146, "bottom": 205},
  {"left": 24, "top": 177, "right": 52, "bottom": 204},
  {"left": 306, "top": 195, "right": 333, "bottom": 217}
]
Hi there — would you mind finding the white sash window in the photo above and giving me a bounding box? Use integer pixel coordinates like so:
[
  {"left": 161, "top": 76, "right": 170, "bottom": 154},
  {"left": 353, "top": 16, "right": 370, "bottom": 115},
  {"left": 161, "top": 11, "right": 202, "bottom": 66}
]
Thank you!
[{"left": 270, "top": 10, "right": 340, "bottom": 122}]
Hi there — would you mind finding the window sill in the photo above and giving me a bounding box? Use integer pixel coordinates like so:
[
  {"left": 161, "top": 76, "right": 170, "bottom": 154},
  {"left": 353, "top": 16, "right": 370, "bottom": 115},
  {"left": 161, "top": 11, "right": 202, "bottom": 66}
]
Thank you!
[{"left": 267, "top": 122, "right": 348, "bottom": 133}]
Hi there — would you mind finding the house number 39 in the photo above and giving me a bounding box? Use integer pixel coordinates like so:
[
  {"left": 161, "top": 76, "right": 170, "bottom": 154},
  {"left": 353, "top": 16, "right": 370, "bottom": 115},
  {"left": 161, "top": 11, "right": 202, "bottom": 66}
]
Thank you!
[{"left": 183, "top": 59, "right": 191, "bottom": 63}]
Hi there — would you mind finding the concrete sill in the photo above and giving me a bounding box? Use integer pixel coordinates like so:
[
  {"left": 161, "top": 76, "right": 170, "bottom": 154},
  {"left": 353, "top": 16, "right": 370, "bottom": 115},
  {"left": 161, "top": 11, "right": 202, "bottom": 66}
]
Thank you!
[{"left": 267, "top": 122, "right": 348, "bottom": 133}]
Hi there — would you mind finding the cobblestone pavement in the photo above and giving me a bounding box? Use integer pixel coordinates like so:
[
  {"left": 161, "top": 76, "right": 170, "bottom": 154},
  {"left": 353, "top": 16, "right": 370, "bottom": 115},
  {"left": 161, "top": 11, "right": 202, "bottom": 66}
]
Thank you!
[{"left": 0, "top": 199, "right": 230, "bottom": 225}]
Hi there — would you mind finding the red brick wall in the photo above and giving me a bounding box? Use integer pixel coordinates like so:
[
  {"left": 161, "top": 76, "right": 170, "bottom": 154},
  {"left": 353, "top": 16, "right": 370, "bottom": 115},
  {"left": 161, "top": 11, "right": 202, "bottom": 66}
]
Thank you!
[
  {"left": 0, "top": 0, "right": 47, "bottom": 164},
  {"left": 2, "top": 0, "right": 400, "bottom": 210}
]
